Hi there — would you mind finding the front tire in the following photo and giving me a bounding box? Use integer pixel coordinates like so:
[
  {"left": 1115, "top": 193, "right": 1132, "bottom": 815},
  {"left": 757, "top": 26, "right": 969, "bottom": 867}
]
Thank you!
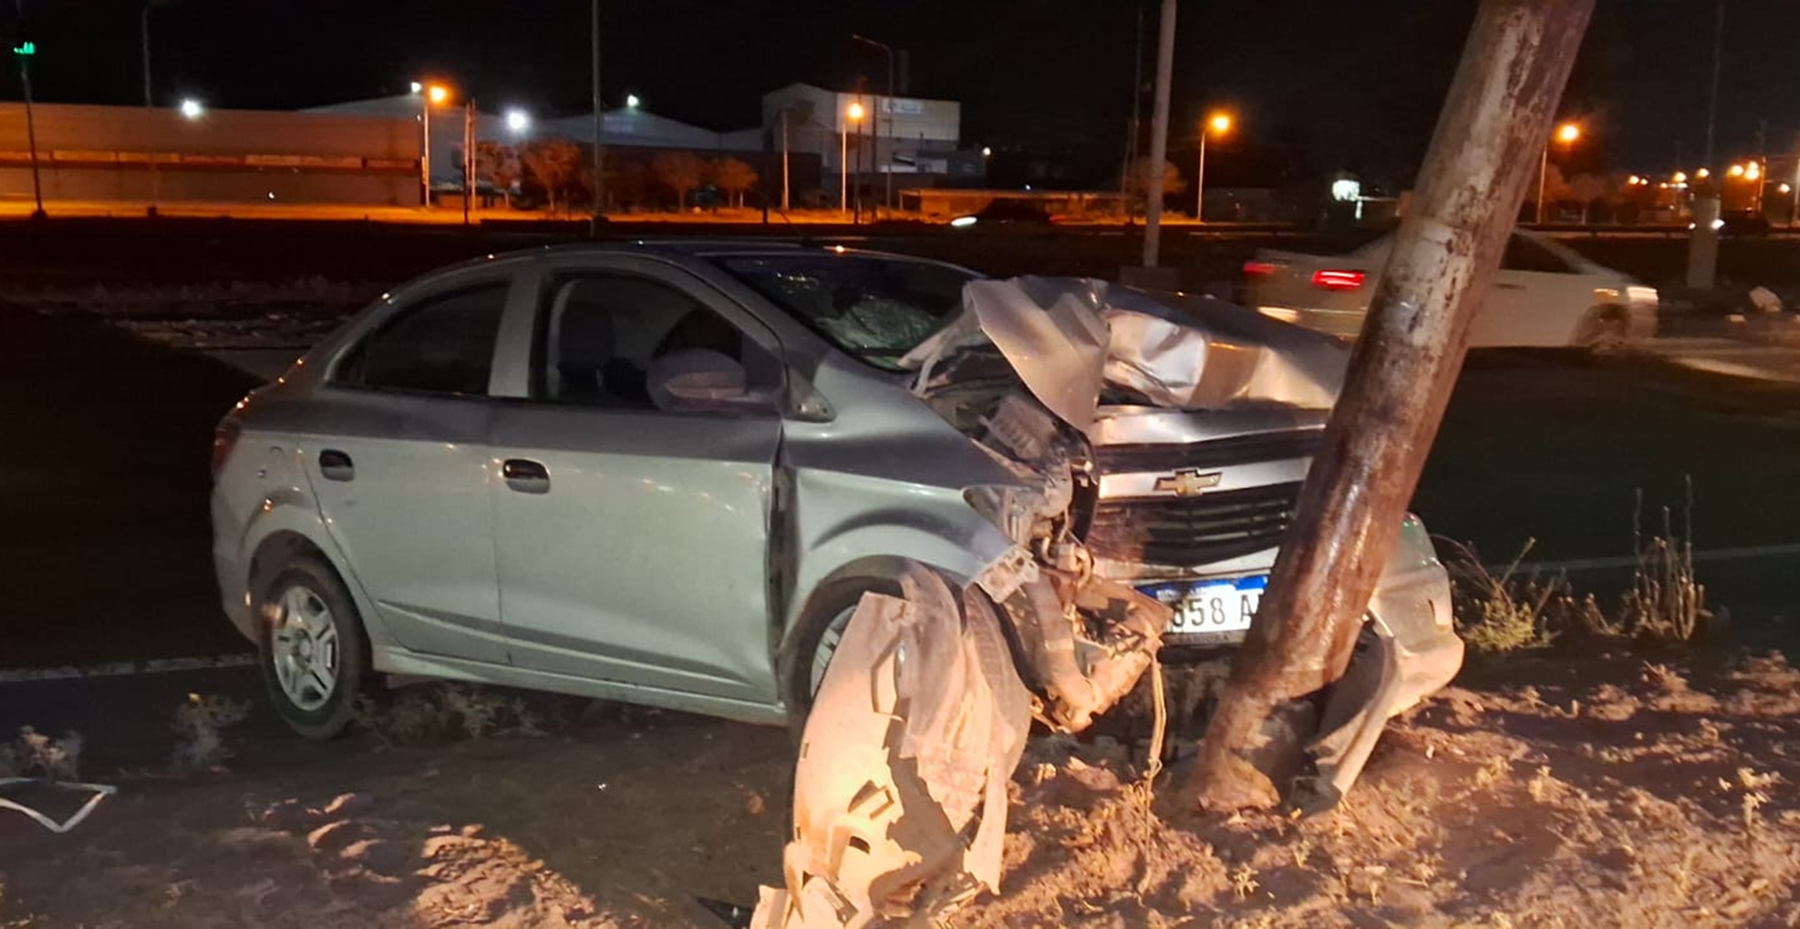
[
  {"left": 779, "top": 575, "right": 902, "bottom": 736},
  {"left": 255, "top": 556, "right": 368, "bottom": 739},
  {"left": 1574, "top": 305, "right": 1632, "bottom": 353}
]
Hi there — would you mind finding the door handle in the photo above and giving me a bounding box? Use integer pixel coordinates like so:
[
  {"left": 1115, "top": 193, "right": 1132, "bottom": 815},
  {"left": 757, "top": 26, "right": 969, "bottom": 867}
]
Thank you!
[
  {"left": 318, "top": 449, "right": 355, "bottom": 482},
  {"left": 502, "top": 458, "right": 551, "bottom": 494},
  {"left": 1496, "top": 282, "right": 1525, "bottom": 290}
]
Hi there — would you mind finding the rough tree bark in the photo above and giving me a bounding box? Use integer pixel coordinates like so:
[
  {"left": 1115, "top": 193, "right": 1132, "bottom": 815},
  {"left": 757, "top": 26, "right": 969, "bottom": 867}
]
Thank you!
[{"left": 1190, "top": 0, "right": 1597, "bottom": 811}]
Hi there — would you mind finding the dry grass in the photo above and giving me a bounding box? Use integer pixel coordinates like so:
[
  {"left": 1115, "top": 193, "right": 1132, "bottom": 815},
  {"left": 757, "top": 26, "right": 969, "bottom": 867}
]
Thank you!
[
  {"left": 354, "top": 683, "right": 550, "bottom": 747},
  {"left": 170, "top": 694, "right": 251, "bottom": 774},
  {"left": 0, "top": 726, "right": 83, "bottom": 781},
  {"left": 1445, "top": 479, "right": 1715, "bottom": 653}
]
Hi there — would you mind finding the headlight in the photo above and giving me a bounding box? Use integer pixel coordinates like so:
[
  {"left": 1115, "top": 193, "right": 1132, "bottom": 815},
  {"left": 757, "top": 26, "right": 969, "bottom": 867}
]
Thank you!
[
  {"left": 950, "top": 215, "right": 978, "bottom": 228},
  {"left": 963, "top": 484, "right": 1048, "bottom": 545}
]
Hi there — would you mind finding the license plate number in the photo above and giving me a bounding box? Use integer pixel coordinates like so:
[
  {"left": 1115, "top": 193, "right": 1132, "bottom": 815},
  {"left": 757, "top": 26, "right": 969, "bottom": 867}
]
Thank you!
[{"left": 1139, "top": 575, "right": 1267, "bottom": 642}]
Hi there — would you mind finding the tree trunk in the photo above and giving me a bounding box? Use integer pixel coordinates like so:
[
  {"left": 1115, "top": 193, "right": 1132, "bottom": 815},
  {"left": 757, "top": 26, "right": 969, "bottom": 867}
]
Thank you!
[{"left": 1188, "top": 0, "right": 1596, "bottom": 813}]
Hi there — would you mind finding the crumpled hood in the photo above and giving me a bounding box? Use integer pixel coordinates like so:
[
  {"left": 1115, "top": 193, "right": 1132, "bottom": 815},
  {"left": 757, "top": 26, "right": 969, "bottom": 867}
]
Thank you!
[{"left": 904, "top": 276, "right": 1349, "bottom": 432}]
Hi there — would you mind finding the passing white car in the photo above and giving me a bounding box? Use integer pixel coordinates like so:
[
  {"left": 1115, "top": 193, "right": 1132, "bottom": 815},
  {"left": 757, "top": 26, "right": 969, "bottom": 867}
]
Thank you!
[{"left": 1242, "top": 230, "right": 1658, "bottom": 348}]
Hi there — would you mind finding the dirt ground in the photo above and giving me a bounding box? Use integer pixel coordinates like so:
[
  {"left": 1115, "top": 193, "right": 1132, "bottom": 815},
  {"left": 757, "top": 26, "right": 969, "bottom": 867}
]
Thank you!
[{"left": 3, "top": 647, "right": 1797, "bottom": 928}]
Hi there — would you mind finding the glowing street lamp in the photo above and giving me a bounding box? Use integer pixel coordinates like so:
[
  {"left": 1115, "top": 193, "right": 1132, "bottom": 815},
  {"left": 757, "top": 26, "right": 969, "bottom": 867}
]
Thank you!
[
  {"left": 1673, "top": 171, "right": 1688, "bottom": 185},
  {"left": 1728, "top": 163, "right": 1746, "bottom": 178},
  {"left": 1195, "top": 111, "right": 1233, "bottom": 222},
  {"left": 625, "top": 93, "right": 641, "bottom": 108},
  {"left": 1696, "top": 167, "right": 1711, "bottom": 180},
  {"left": 1745, "top": 161, "right": 1762, "bottom": 182},
  {"left": 505, "top": 108, "right": 530, "bottom": 135},
  {"left": 1628, "top": 174, "right": 1642, "bottom": 186},
  {"left": 1537, "top": 121, "right": 1580, "bottom": 224},
  {"left": 178, "top": 98, "right": 203, "bottom": 119},
  {"left": 843, "top": 101, "right": 867, "bottom": 220},
  {"left": 416, "top": 80, "right": 453, "bottom": 208},
  {"left": 981, "top": 146, "right": 992, "bottom": 158}
]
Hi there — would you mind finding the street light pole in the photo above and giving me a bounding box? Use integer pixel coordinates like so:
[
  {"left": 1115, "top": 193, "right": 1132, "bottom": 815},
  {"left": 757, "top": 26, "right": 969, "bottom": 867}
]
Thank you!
[
  {"left": 780, "top": 109, "right": 790, "bottom": 212},
  {"left": 462, "top": 104, "right": 472, "bottom": 225},
  {"left": 590, "top": 0, "right": 604, "bottom": 232},
  {"left": 1195, "top": 131, "right": 1206, "bottom": 221},
  {"left": 142, "top": 0, "right": 171, "bottom": 214},
  {"left": 1536, "top": 143, "right": 1548, "bottom": 224},
  {"left": 852, "top": 34, "right": 894, "bottom": 215},
  {"left": 421, "top": 97, "right": 432, "bottom": 208},
  {"left": 840, "top": 119, "right": 849, "bottom": 218},
  {"left": 1194, "top": 113, "right": 1230, "bottom": 223},
  {"left": 15, "top": 0, "right": 44, "bottom": 219}
]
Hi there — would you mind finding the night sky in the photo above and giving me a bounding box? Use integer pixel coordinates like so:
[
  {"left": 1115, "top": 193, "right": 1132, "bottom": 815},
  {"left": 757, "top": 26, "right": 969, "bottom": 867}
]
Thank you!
[{"left": 7, "top": 1, "right": 1799, "bottom": 185}]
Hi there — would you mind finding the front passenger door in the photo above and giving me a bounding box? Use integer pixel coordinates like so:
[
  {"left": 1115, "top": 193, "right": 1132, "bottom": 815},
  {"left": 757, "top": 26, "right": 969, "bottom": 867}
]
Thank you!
[{"left": 488, "top": 259, "right": 786, "bottom": 704}]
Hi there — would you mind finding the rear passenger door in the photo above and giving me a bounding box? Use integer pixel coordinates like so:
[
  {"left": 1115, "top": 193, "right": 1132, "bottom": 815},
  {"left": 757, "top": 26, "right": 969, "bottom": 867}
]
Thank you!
[
  {"left": 1473, "top": 235, "right": 1597, "bottom": 346},
  {"left": 306, "top": 265, "right": 527, "bottom": 665},
  {"left": 485, "top": 256, "right": 786, "bottom": 704}
]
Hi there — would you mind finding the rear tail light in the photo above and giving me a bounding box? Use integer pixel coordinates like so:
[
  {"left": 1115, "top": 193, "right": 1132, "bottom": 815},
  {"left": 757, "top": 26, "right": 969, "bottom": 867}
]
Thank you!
[
  {"left": 1242, "top": 260, "right": 1279, "bottom": 278},
  {"left": 1310, "top": 269, "right": 1366, "bottom": 290},
  {"left": 211, "top": 420, "right": 242, "bottom": 481}
]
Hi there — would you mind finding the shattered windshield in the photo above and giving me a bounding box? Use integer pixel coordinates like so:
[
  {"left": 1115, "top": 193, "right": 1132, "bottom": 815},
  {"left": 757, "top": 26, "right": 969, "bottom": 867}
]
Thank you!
[{"left": 715, "top": 253, "right": 978, "bottom": 370}]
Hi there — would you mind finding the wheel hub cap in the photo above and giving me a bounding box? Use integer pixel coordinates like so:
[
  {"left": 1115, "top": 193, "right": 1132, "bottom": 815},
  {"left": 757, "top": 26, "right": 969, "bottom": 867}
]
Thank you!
[{"left": 269, "top": 584, "right": 341, "bottom": 712}]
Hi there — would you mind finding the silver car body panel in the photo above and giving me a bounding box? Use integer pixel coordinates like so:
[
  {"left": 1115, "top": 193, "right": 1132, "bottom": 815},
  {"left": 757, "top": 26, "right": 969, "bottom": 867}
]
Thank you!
[{"left": 212, "top": 244, "right": 1460, "bottom": 770}]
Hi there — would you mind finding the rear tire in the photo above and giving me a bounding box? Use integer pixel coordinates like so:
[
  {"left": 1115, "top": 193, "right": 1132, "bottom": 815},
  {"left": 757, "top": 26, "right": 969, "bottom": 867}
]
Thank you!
[{"left": 254, "top": 556, "right": 369, "bottom": 739}]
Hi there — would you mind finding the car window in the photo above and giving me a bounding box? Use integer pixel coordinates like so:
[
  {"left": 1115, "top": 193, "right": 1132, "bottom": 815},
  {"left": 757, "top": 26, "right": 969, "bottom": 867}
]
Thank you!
[
  {"left": 537, "top": 273, "right": 780, "bottom": 415},
  {"left": 338, "top": 283, "right": 508, "bottom": 395},
  {"left": 715, "top": 254, "right": 976, "bottom": 371},
  {"left": 1502, "top": 235, "right": 1574, "bottom": 273}
]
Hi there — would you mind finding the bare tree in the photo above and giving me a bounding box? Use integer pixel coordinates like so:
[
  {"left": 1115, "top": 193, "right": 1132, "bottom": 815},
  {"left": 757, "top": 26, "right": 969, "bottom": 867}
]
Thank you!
[
  {"left": 1121, "top": 157, "right": 1187, "bottom": 217},
  {"left": 709, "top": 157, "right": 760, "bottom": 209},
  {"left": 476, "top": 141, "right": 522, "bottom": 209},
  {"left": 1541, "top": 162, "right": 1573, "bottom": 221},
  {"left": 1568, "top": 172, "right": 1606, "bottom": 224},
  {"left": 521, "top": 139, "right": 584, "bottom": 216},
  {"left": 651, "top": 151, "right": 708, "bottom": 210}
]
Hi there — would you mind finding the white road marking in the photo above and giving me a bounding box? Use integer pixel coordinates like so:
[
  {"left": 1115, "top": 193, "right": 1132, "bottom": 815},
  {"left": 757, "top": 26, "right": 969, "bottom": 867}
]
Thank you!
[
  {"left": 0, "top": 654, "right": 255, "bottom": 684},
  {"left": 1483, "top": 541, "right": 1800, "bottom": 576}
]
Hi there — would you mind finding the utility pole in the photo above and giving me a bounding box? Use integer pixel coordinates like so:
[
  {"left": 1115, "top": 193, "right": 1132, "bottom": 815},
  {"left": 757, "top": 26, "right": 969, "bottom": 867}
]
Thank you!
[
  {"left": 1121, "top": 2, "right": 1144, "bottom": 211},
  {"left": 1688, "top": 0, "right": 1725, "bottom": 289},
  {"left": 780, "top": 109, "right": 790, "bottom": 212},
  {"left": 141, "top": 0, "right": 172, "bottom": 215},
  {"left": 1189, "top": 0, "right": 1595, "bottom": 812},
  {"left": 601, "top": 0, "right": 615, "bottom": 235},
  {"left": 14, "top": 0, "right": 44, "bottom": 219},
  {"left": 1139, "top": 0, "right": 1176, "bottom": 268}
]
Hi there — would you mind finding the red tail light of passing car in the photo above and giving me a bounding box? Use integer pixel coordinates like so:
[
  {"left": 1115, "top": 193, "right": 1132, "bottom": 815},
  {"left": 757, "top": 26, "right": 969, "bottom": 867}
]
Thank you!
[
  {"left": 1242, "top": 260, "right": 1279, "bottom": 278},
  {"left": 1310, "top": 269, "right": 1366, "bottom": 291}
]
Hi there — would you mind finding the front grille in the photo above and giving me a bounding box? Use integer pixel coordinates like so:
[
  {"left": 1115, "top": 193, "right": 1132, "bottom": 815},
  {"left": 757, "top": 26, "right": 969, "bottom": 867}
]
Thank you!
[
  {"left": 1092, "top": 430, "right": 1322, "bottom": 475},
  {"left": 1085, "top": 481, "right": 1302, "bottom": 566}
]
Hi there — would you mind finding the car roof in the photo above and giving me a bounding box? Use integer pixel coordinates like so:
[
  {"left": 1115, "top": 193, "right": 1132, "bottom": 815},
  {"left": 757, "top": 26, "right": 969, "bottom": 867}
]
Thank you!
[{"left": 532, "top": 239, "right": 923, "bottom": 262}]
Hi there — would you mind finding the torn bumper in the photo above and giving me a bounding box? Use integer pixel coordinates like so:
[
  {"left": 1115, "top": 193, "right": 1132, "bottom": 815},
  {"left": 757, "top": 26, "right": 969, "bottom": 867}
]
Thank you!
[
  {"left": 753, "top": 566, "right": 1168, "bottom": 929},
  {"left": 1308, "top": 555, "right": 1463, "bottom": 801}
]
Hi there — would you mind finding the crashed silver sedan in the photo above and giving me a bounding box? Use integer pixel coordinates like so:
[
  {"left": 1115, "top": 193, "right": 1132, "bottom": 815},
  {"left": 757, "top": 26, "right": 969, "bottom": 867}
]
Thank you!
[{"left": 211, "top": 242, "right": 1460, "bottom": 919}]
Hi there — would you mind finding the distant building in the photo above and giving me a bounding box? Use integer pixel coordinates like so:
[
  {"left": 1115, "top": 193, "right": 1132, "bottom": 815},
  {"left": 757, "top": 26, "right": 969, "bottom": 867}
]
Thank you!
[
  {"left": 761, "top": 83, "right": 974, "bottom": 205},
  {"left": 0, "top": 101, "right": 419, "bottom": 206},
  {"left": 301, "top": 95, "right": 768, "bottom": 195}
]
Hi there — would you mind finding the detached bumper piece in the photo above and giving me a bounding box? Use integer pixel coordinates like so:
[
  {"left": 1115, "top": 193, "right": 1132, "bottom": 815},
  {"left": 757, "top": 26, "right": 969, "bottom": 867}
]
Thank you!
[{"left": 752, "top": 565, "right": 1169, "bottom": 928}]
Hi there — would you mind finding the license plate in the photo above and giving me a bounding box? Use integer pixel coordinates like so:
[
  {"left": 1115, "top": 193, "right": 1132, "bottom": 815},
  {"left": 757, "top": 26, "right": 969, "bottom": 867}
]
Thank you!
[{"left": 1138, "top": 575, "right": 1267, "bottom": 643}]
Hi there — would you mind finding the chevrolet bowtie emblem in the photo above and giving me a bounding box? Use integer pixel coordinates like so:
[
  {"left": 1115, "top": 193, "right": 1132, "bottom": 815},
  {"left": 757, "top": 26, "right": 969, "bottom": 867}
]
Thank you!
[{"left": 1153, "top": 468, "right": 1223, "bottom": 497}]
